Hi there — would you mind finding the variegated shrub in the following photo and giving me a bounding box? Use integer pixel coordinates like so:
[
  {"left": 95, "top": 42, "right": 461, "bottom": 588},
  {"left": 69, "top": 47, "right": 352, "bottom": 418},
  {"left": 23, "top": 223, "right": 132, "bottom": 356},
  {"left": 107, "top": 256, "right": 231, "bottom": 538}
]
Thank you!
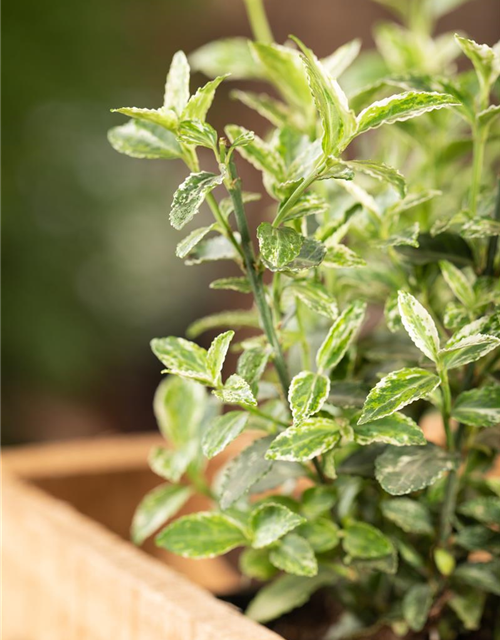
[{"left": 109, "top": 0, "right": 500, "bottom": 636}]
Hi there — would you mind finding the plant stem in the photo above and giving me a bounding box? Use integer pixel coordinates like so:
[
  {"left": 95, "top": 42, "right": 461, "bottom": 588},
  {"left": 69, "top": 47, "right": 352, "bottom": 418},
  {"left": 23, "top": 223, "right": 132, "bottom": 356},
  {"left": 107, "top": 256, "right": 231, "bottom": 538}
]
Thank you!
[
  {"left": 438, "top": 365, "right": 453, "bottom": 452},
  {"left": 226, "top": 158, "right": 290, "bottom": 395},
  {"left": 485, "top": 177, "right": 500, "bottom": 276},
  {"left": 205, "top": 193, "right": 246, "bottom": 263},
  {"left": 437, "top": 363, "right": 457, "bottom": 545},
  {"left": 243, "top": 0, "right": 273, "bottom": 43},
  {"left": 273, "top": 160, "right": 327, "bottom": 228},
  {"left": 296, "top": 298, "right": 312, "bottom": 370},
  {"left": 246, "top": 405, "right": 289, "bottom": 430},
  {"left": 470, "top": 125, "right": 487, "bottom": 215}
]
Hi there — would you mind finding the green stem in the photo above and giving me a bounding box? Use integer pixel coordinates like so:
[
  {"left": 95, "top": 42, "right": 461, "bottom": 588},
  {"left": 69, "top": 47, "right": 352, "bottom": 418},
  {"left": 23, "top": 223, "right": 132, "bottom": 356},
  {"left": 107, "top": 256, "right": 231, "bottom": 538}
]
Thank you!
[
  {"left": 438, "top": 365, "right": 453, "bottom": 452},
  {"left": 226, "top": 158, "right": 290, "bottom": 395},
  {"left": 246, "top": 405, "right": 289, "bottom": 430},
  {"left": 273, "top": 160, "right": 327, "bottom": 228},
  {"left": 485, "top": 177, "right": 500, "bottom": 276},
  {"left": 205, "top": 193, "right": 245, "bottom": 263},
  {"left": 296, "top": 298, "right": 312, "bottom": 370},
  {"left": 470, "top": 125, "right": 487, "bottom": 215},
  {"left": 437, "top": 363, "right": 457, "bottom": 545},
  {"left": 243, "top": 0, "right": 273, "bottom": 43}
]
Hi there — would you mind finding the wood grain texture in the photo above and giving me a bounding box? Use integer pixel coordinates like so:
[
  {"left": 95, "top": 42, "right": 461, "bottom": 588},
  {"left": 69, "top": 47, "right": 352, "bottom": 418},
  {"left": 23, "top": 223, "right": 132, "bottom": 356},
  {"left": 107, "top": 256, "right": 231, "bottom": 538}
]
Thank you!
[{"left": 2, "top": 434, "right": 281, "bottom": 640}]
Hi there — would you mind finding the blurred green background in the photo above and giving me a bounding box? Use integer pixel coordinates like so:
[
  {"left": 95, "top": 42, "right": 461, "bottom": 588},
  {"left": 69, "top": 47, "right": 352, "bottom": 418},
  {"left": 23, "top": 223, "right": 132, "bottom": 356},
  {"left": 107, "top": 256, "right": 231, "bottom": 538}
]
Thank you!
[{"left": 2, "top": 0, "right": 499, "bottom": 444}]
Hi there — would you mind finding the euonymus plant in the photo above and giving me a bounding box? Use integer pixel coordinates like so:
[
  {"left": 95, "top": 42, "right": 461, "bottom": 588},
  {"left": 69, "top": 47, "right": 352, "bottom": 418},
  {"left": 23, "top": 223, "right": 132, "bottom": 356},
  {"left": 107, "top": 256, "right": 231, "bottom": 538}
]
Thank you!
[{"left": 109, "top": 0, "right": 500, "bottom": 636}]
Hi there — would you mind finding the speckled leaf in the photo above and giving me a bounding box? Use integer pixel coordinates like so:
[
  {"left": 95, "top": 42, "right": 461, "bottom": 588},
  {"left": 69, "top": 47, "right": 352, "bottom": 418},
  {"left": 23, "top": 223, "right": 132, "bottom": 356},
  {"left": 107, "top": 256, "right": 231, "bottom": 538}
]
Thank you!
[
  {"left": 187, "top": 309, "right": 260, "bottom": 338},
  {"left": 323, "top": 244, "right": 366, "bottom": 268},
  {"left": 148, "top": 445, "right": 196, "bottom": 483},
  {"left": 379, "top": 223, "right": 420, "bottom": 249},
  {"left": 153, "top": 376, "right": 207, "bottom": 444},
  {"left": 297, "top": 518, "right": 340, "bottom": 553},
  {"left": 269, "top": 533, "right": 318, "bottom": 577},
  {"left": 239, "top": 548, "right": 277, "bottom": 581},
  {"left": 316, "top": 301, "right": 366, "bottom": 372},
  {"left": 218, "top": 436, "right": 275, "bottom": 509},
  {"left": 207, "top": 330, "right": 234, "bottom": 387},
  {"left": 358, "top": 368, "right": 441, "bottom": 425},
  {"left": 398, "top": 291, "right": 440, "bottom": 362},
  {"left": 226, "top": 125, "right": 284, "bottom": 180},
  {"left": 163, "top": 51, "right": 190, "bottom": 115},
  {"left": 176, "top": 225, "right": 215, "bottom": 259},
  {"left": 455, "top": 36, "right": 500, "bottom": 92},
  {"left": 177, "top": 120, "right": 218, "bottom": 149},
  {"left": 190, "top": 38, "right": 261, "bottom": 80},
  {"left": 289, "top": 282, "right": 338, "bottom": 319},
  {"left": 381, "top": 498, "right": 433, "bottom": 535},
  {"left": 250, "top": 503, "right": 305, "bottom": 549},
  {"left": 182, "top": 75, "right": 227, "bottom": 121},
  {"left": 292, "top": 36, "right": 356, "bottom": 154},
  {"left": 354, "top": 413, "right": 426, "bottom": 446},
  {"left": 170, "top": 171, "right": 224, "bottom": 230},
  {"left": 202, "top": 411, "right": 249, "bottom": 459},
  {"left": 439, "top": 334, "right": 500, "bottom": 370},
  {"left": 278, "top": 193, "right": 329, "bottom": 224},
  {"left": 151, "top": 336, "right": 212, "bottom": 385},
  {"left": 403, "top": 584, "right": 433, "bottom": 632},
  {"left": 131, "top": 484, "right": 192, "bottom": 545},
  {"left": 454, "top": 561, "right": 500, "bottom": 596},
  {"left": 210, "top": 277, "right": 252, "bottom": 293},
  {"left": 385, "top": 293, "right": 403, "bottom": 333},
  {"left": 346, "top": 160, "right": 406, "bottom": 197},
  {"left": 257, "top": 223, "right": 303, "bottom": 270},
  {"left": 266, "top": 417, "right": 342, "bottom": 462},
  {"left": 285, "top": 238, "right": 327, "bottom": 272},
  {"left": 452, "top": 385, "right": 500, "bottom": 427},
  {"left": 231, "top": 90, "right": 291, "bottom": 129},
  {"left": 184, "top": 234, "right": 239, "bottom": 265},
  {"left": 439, "top": 260, "right": 476, "bottom": 309},
  {"left": 156, "top": 512, "right": 246, "bottom": 558},
  {"left": 356, "top": 91, "right": 459, "bottom": 135},
  {"left": 459, "top": 497, "right": 500, "bottom": 525},
  {"left": 322, "top": 39, "right": 361, "bottom": 78},
  {"left": 108, "top": 120, "right": 183, "bottom": 159},
  {"left": 236, "top": 348, "right": 270, "bottom": 396},
  {"left": 111, "top": 107, "right": 177, "bottom": 131},
  {"left": 449, "top": 590, "right": 486, "bottom": 631},
  {"left": 343, "top": 522, "right": 394, "bottom": 559},
  {"left": 375, "top": 444, "right": 457, "bottom": 495},
  {"left": 213, "top": 374, "right": 257, "bottom": 407},
  {"left": 288, "top": 371, "right": 331, "bottom": 422}
]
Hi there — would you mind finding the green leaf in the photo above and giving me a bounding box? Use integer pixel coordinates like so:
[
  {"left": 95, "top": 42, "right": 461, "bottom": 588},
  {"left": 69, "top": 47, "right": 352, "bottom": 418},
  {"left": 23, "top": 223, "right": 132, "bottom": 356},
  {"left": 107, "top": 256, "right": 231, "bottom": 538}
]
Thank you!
[
  {"left": 301, "top": 486, "right": 337, "bottom": 519},
  {"left": 231, "top": 89, "right": 291, "bottom": 129},
  {"left": 239, "top": 548, "right": 277, "bottom": 581},
  {"left": 111, "top": 107, "right": 177, "bottom": 130},
  {"left": 346, "top": 160, "right": 406, "bottom": 198},
  {"left": 207, "top": 330, "right": 234, "bottom": 387},
  {"left": 289, "top": 282, "right": 338, "bottom": 319},
  {"left": 397, "top": 291, "right": 440, "bottom": 362},
  {"left": 218, "top": 436, "right": 274, "bottom": 510},
  {"left": 455, "top": 35, "right": 500, "bottom": 94},
  {"left": 269, "top": 533, "right": 318, "bottom": 577},
  {"left": 257, "top": 222, "right": 304, "bottom": 270},
  {"left": 439, "top": 260, "right": 476, "bottom": 309},
  {"left": 249, "top": 42, "right": 313, "bottom": 112},
  {"left": 454, "top": 525, "right": 500, "bottom": 552},
  {"left": 226, "top": 125, "right": 285, "bottom": 181},
  {"left": 478, "top": 103, "right": 500, "bottom": 129},
  {"left": 329, "top": 381, "right": 370, "bottom": 408},
  {"left": 182, "top": 75, "right": 227, "bottom": 122},
  {"left": 148, "top": 445, "right": 195, "bottom": 483},
  {"left": 156, "top": 512, "right": 246, "bottom": 558},
  {"left": 246, "top": 572, "right": 335, "bottom": 623},
  {"left": 322, "top": 39, "right": 361, "bottom": 79},
  {"left": 378, "top": 223, "right": 420, "bottom": 249},
  {"left": 354, "top": 413, "right": 426, "bottom": 447},
  {"left": 190, "top": 38, "right": 261, "bottom": 80},
  {"left": 288, "top": 371, "right": 331, "bottom": 422},
  {"left": 385, "top": 293, "right": 403, "bottom": 333},
  {"left": 163, "top": 51, "right": 190, "bottom": 115},
  {"left": 210, "top": 276, "right": 252, "bottom": 293},
  {"left": 285, "top": 238, "right": 327, "bottom": 271},
  {"left": 403, "top": 584, "right": 433, "bottom": 632},
  {"left": 449, "top": 589, "right": 486, "bottom": 631},
  {"left": 316, "top": 301, "right": 366, "bottom": 371},
  {"left": 434, "top": 548, "right": 456, "bottom": 576},
  {"left": 131, "top": 484, "right": 192, "bottom": 545},
  {"left": 177, "top": 120, "right": 217, "bottom": 150},
  {"left": 186, "top": 309, "right": 260, "bottom": 338},
  {"left": 153, "top": 376, "right": 207, "bottom": 444},
  {"left": 389, "top": 189, "right": 442, "bottom": 217},
  {"left": 343, "top": 522, "right": 394, "bottom": 559},
  {"left": 452, "top": 385, "right": 500, "bottom": 427},
  {"left": 375, "top": 444, "right": 457, "bottom": 495},
  {"left": 250, "top": 503, "right": 305, "bottom": 549},
  {"left": 202, "top": 411, "right": 249, "bottom": 459},
  {"left": 439, "top": 334, "right": 500, "bottom": 370},
  {"left": 183, "top": 234, "right": 239, "bottom": 265},
  {"left": 213, "top": 374, "right": 257, "bottom": 407},
  {"left": 278, "top": 192, "right": 329, "bottom": 224},
  {"left": 358, "top": 368, "right": 441, "bottom": 425},
  {"left": 291, "top": 36, "right": 356, "bottom": 154},
  {"left": 297, "top": 518, "right": 340, "bottom": 552},
  {"left": 151, "top": 337, "right": 212, "bottom": 385},
  {"left": 459, "top": 497, "right": 500, "bottom": 525},
  {"left": 356, "top": 91, "right": 459, "bottom": 135},
  {"left": 169, "top": 171, "right": 224, "bottom": 230},
  {"left": 454, "top": 560, "right": 500, "bottom": 596},
  {"left": 381, "top": 498, "right": 433, "bottom": 535},
  {"left": 108, "top": 120, "right": 183, "bottom": 159},
  {"left": 323, "top": 244, "right": 366, "bottom": 268},
  {"left": 266, "top": 417, "right": 342, "bottom": 462},
  {"left": 176, "top": 225, "right": 215, "bottom": 259},
  {"left": 236, "top": 347, "right": 270, "bottom": 396}
]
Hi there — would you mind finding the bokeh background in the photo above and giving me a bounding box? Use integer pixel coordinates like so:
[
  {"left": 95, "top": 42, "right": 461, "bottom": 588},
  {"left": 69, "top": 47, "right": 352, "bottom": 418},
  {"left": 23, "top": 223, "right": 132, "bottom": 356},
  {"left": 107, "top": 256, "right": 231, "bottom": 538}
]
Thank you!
[{"left": 2, "top": 0, "right": 500, "bottom": 445}]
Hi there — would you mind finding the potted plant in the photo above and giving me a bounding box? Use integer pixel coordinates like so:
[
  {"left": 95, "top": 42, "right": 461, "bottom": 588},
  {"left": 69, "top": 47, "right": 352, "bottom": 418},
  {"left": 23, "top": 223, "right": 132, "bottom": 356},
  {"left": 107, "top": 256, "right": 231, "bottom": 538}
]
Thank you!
[{"left": 11, "top": 0, "right": 498, "bottom": 638}]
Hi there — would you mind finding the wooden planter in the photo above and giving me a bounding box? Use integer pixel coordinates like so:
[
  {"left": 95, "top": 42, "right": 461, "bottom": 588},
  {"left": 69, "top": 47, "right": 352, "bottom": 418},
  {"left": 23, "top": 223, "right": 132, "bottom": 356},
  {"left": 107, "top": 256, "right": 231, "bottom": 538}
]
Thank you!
[{"left": 2, "top": 434, "right": 280, "bottom": 640}]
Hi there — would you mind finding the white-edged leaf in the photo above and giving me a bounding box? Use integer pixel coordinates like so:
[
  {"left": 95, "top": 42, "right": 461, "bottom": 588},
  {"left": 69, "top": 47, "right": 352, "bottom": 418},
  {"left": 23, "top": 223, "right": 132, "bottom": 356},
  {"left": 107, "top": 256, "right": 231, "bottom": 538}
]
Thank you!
[
  {"left": 455, "top": 35, "right": 500, "bottom": 93},
  {"left": 398, "top": 291, "right": 440, "bottom": 362},
  {"left": 452, "top": 385, "right": 500, "bottom": 427},
  {"left": 190, "top": 38, "right": 261, "bottom": 80},
  {"left": 403, "top": 584, "right": 433, "bottom": 632},
  {"left": 343, "top": 522, "right": 394, "bottom": 559},
  {"left": 236, "top": 347, "right": 270, "bottom": 396},
  {"left": 170, "top": 171, "right": 224, "bottom": 230},
  {"left": 177, "top": 120, "right": 217, "bottom": 149},
  {"left": 226, "top": 125, "right": 285, "bottom": 181},
  {"left": 322, "top": 244, "right": 366, "bottom": 268},
  {"left": 297, "top": 518, "right": 340, "bottom": 552},
  {"left": 148, "top": 445, "right": 195, "bottom": 483},
  {"left": 111, "top": 107, "right": 177, "bottom": 131},
  {"left": 257, "top": 222, "right": 303, "bottom": 270},
  {"left": 322, "top": 39, "right": 361, "bottom": 79},
  {"left": 250, "top": 503, "right": 305, "bottom": 549},
  {"left": 381, "top": 498, "right": 433, "bottom": 535},
  {"left": 375, "top": 444, "right": 457, "bottom": 495},
  {"left": 184, "top": 234, "right": 239, "bottom": 265},
  {"left": 439, "top": 334, "right": 500, "bottom": 370},
  {"left": 176, "top": 225, "right": 215, "bottom": 259},
  {"left": 108, "top": 120, "right": 183, "bottom": 159},
  {"left": 164, "top": 50, "right": 190, "bottom": 114},
  {"left": 131, "top": 484, "right": 192, "bottom": 545},
  {"left": 150, "top": 336, "right": 212, "bottom": 385},
  {"left": 356, "top": 91, "right": 459, "bottom": 135},
  {"left": 182, "top": 75, "right": 228, "bottom": 122},
  {"left": 269, "top": 533, "right": 318, "bottom": 577},
  {"left": 439, "top": 260, "right": 476, "bottom": 309},
  {"left": 354, "top": 413, "right": 426, "bottom": 446},
  {"left": 187, "top": 309, "right": 260, "bottom": 338},
  {"left": 155, "top": 511, "right": 246, "bottom": 558},
  {"left": 207, "top": 330, "right": 234, "bottom": 387},
  {"left": 210, "top": 276, "right": 252, "bottom": 293},
  {"left": 358, "top": 368, "right": 441, "bottom": 425},
  {"left": 202, "top": 411, "right": 249, "bottom": 459},
  {"left": 316, "top": 301, "right": 366, "bottom": 371},
  {"left": 378, "top": 223, "right": 420, "bottom": 249},
  {"left": 231, "top": 89, "right": 291, "bottom": 129},
  {"left": 288, "top": 371, "right": 331, "bottom": 422},
  {"left": 478, "top": 104, "right": 500, "bottom": 129},
  {"left": 213, "top": 374, "right": 257, "bottom": 407},
  {"left": 266, "top": 417, "right": 342, "bottom": 462},
  {"left": 289, "top": 282, "right": 338, "bottom": 319},
  {"left": 346, "top": 160, "right": 406, "bottom": 198}
]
